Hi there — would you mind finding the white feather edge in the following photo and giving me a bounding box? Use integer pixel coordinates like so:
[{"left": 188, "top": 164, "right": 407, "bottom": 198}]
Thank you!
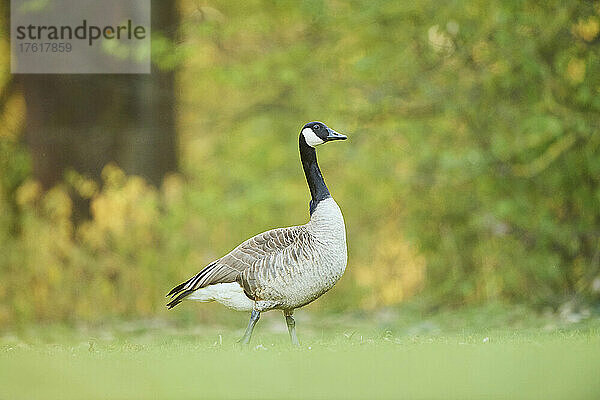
[
  {"left": 186, "top": 282, "right": 254, "bottom": 311},
  {"left": 302, "top": 128, "right": 324, "bottom": 147}
]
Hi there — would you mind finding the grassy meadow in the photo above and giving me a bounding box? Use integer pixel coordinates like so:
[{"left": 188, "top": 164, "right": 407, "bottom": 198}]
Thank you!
[{"left": 2, "top": 305, "right": 600, "bottom": 399}]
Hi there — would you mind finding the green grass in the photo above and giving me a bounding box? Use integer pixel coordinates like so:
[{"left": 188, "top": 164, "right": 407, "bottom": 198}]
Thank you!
[{"left": 2, "top": 305, "right": 600, "bottom": 400}]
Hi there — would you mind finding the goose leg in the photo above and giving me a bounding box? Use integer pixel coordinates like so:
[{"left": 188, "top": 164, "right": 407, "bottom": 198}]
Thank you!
[
  {"left": 284, "top": 310, "right": 300, "bottom": 346},
  {"left": 239, "top": 310, "right": 260, "bottom": 345}
]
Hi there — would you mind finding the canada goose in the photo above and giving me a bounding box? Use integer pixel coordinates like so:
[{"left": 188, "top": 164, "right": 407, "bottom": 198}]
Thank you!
[{"left": 167, "top": 121, "right": 347, "bottom": 345}]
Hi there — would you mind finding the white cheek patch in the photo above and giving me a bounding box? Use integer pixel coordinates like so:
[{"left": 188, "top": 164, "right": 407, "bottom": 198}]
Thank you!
[{"left": 302, "top": 128, "right": 325, "bottom": 147}]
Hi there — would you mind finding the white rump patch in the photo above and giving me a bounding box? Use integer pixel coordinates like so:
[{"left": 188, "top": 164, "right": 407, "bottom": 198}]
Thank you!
[
  {"left": 186, "top": 282, "right": 254, "bottom": 311},
  {"left": 302, "top": 128, "right": 324, "bottom": 147}
]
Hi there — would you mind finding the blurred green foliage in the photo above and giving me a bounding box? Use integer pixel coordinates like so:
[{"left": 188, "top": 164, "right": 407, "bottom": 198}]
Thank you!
[{"left": 1, "top": 0, "right": 600, "bottom": 325}]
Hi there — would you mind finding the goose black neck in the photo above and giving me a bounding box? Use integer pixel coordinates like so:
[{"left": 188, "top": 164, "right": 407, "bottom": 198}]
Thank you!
[{"left": 299, "top": 134, "right": 331, "bottom": 215}]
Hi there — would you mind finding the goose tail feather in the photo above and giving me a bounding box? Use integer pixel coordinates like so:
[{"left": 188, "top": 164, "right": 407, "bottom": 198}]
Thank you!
[{"left": 166, "top": 289, "right": 195, "bottom": 309}]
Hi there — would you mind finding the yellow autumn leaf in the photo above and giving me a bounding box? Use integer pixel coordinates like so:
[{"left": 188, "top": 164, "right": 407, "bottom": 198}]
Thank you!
[
  {"left": 573, "top": 17, "right": 600, "bottom": 42},
  {"left": 566, "top": 58, "right": 586, "bottom": 84}
]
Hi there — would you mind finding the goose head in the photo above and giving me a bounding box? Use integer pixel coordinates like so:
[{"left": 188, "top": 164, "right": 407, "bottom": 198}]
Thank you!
[{"left": 301, "top": 121, "right": 347, "bottom": 148}]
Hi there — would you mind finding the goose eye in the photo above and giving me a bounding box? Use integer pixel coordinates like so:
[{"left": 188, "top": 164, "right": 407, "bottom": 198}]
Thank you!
[{"left": 313, "top": 125, "right": 320, "bottom": 130}]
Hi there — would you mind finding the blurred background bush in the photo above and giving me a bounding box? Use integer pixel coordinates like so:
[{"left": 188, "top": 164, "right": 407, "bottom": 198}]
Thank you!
[{"left": 0, "top": 0, "right": 599, "bottom": 327}]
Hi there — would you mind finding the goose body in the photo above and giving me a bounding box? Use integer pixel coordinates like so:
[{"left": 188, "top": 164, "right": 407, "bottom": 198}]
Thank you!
[
  {"left": 181, "top": 197, "right": 346, "bottom": 312},
  {"left": 167, "top": 121, "right": 348, "bottom": 345}
]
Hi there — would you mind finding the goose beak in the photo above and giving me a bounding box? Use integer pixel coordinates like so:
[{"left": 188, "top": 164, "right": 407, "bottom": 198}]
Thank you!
[{"left": 325, "top": 128, "right": 347, "bottom": 141}]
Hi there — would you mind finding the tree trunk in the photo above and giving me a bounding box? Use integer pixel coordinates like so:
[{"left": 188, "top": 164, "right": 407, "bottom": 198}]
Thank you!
[{"left": 18, "top": 0, "right": 178, "bottom": 217}]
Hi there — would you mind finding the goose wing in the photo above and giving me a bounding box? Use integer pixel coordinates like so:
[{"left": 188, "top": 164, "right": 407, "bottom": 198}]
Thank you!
[{"left": 166, "top": 225, "right": 310, "bottom": 308}]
